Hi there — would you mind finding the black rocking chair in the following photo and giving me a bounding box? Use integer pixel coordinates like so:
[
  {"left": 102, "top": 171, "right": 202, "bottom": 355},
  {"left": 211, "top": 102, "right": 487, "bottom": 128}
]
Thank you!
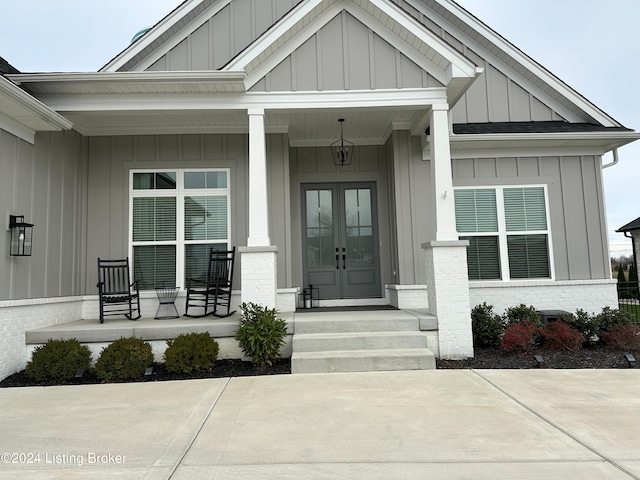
[
  {"left": 184, "top": 247, "right": 236, "bottom": 318},
  {"left": 96, "top": 258, "right": 141, "bottom": 324}
]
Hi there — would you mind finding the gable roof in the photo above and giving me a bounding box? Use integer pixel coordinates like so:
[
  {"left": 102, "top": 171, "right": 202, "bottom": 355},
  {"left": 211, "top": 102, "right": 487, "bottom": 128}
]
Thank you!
[{"left": 99, "top": 0, "right": 624, "bottom": 130}]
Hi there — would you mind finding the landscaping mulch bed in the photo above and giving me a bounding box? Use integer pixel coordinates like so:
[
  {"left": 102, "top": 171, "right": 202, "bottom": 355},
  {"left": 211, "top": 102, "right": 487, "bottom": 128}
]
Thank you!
[
  {"left": 2, "top": 347, "right": 637, "bottom": 388},
  {"left": 0, "top": 358, "right": 291, "bottom": 388},
  {"left": 437, "top": 346, "right": 636, "bottom": 370}
]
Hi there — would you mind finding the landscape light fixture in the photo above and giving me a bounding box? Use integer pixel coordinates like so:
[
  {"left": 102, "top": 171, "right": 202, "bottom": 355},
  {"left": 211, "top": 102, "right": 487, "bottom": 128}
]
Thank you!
[
  {"left": 8, "top": 215, "right": 34, "bottom": 257},
  {"left": 534, "top": 355, "right": 544, "bottom": 367},
  {"left": 625, "top": 353, "right": 636, "bottom": 368},
  {"left": 331, "top": 118, "right": 355, "bottom": 167}
]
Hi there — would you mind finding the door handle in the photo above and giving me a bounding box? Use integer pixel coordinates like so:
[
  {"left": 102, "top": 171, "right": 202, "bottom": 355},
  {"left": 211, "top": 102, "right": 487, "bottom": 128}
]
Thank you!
[
  {"left": 342, "top": 248, "right": 346, "bottom": 269},
  {"left": 335, "top": 247, "right": 339, "bottom": 269}
]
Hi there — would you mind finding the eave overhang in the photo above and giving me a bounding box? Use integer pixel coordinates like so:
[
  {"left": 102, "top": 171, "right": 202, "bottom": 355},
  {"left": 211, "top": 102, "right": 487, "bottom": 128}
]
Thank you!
[
  {"left": 449, "top": 131, "right": 640, "bottom": 157},
  {"left": 0, "top": 76, "right": 72, "bottom": 143},
  {"left": 8, "top": 71, "right": 247, "bottom": 96}
]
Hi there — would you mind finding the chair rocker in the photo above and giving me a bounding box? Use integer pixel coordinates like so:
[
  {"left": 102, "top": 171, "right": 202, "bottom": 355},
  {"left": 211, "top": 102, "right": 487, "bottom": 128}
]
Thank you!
[
  {"left": 96, "top": 258, "right": 141, "bottom": 324},
  {"left": 184, "top": 247, "right": 236, "bottom": 318}
]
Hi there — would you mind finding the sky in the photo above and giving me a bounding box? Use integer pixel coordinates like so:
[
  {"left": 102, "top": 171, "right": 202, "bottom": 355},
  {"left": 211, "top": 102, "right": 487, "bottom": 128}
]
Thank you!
[{"left": 1, "top": 0, "right": 638, "bottom": 258}]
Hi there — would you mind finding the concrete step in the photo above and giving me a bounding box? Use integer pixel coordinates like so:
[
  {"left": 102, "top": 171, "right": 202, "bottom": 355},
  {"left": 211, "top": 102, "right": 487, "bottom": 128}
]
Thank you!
[
  {"left": 294, "top": 310, "right": 420, "bottom": 334},
  {"left": 291, "top": 348, "right": 436, "bottom": 374},
  {"left": 293, "top": 331, "right": 429, "bottom": 352}
]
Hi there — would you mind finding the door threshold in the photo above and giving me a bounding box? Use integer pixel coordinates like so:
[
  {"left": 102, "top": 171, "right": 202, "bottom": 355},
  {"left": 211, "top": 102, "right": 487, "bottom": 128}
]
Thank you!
[{"left": 315, "top": 298, "right": 388, "bottom": 308}]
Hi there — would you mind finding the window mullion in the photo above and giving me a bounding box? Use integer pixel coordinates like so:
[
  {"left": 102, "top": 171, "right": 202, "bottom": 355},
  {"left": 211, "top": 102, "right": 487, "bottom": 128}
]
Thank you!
[{"left": 496, "top": 188, "right": 510, "bottom": 281}]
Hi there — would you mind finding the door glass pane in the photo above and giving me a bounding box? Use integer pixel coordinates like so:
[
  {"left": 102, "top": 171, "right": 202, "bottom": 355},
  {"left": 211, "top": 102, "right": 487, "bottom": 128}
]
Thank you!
[
  {"left": 305, "top": 190, "right": 334, "bottom": 267},
  {"left": 344, "top": 188, "right": 373, "bottom": 266}
]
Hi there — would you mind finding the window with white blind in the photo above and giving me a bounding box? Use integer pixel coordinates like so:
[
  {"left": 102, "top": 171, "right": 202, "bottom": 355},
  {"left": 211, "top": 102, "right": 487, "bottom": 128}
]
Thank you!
[
  {"left": 130, "top": 169, "right": 230, "bottom": 290},
  {"left": 454, "top": 186, "right": 552, "bottom": 281}
]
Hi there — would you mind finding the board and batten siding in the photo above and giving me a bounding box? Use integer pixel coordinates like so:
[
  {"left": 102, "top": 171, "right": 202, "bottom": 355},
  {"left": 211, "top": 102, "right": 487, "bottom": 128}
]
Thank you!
[
  {"left": 452, "top": 155, "right": 610, "bottom": 281},
  {"left": 0, "top": 129, "right": 86, "bottom": 301},
  {"left": 146, "top": 0, "right": 303, "bottom": 72},
  {"left": 84, "top": 133, "right": 294, "bottom": 294},
  {"left": 251, "top": 11, "right": 442, "bottom": 92}
]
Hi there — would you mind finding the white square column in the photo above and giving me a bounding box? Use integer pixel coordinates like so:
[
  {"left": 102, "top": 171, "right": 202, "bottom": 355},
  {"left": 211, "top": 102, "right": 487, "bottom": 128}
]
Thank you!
[
  {"left": 429, "top": 104, "right": 458, "bottom": 242},
  {"left": 248, "top": 108, "right": 270, "bottom": 247},
  {"left": 425, "top": 104, "right": 473, "bottom": 359},
  {"left": 241, "top": 109, "right": 277, "bottom": 309}
]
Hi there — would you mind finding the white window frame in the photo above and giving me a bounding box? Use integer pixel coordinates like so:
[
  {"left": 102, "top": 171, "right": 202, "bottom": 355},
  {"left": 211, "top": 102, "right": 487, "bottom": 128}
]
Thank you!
[
  {"left": 129, "top": 168, "right": 231, "bottom": 291},
  {"left": 454, "top": 184, "right": 555, "bottom": 282}
]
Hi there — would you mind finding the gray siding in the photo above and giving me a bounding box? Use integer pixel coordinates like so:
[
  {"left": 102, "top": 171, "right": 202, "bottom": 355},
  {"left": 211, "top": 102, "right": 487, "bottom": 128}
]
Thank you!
[
  {"left": 85, "top": 134, "right": 249, "bottom": 293},
  {"left": 0, "top": 129, "right": 86, "bottom": 301},
  {"left": 251, "top": 11, "right": 442, "bottom": 92},
  {"left": 147, "top": 0, "right": 302, "bottom": 71},
  {"left": 289, "top": 144, "right": 393, "bottom": 296},
  {"left": 84, "top": 133, "right": 294, "bottom": 293},
  {"left": 452, "top": 155, "right": 609, "bottom": 280}
]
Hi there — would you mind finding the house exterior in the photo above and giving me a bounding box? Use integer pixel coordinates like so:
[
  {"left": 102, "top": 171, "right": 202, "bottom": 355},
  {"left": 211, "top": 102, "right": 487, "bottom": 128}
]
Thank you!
[
  {"left": 1, "top": 0, "right": 638, "bottom": 379},
  {"left": 617, "top": 217, "right": 640, "bottom": 280}
]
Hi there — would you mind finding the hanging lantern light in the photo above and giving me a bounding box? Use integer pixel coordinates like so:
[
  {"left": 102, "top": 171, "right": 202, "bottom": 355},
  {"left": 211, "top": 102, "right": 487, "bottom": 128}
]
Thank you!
[{"left": 331, "top": 118, "right": 355, "bottom": 167}]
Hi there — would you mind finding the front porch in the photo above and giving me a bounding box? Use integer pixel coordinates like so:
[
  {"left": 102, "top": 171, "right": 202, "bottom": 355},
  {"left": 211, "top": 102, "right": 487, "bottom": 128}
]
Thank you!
[{"left": 25, "top": 307, "right": 440, "bottom": 374}]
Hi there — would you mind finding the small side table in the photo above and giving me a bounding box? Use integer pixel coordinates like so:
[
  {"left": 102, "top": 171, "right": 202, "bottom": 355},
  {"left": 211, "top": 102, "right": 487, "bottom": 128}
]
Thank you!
[{"left": 155, "top": 287, "right": 180, "bottom": 320}]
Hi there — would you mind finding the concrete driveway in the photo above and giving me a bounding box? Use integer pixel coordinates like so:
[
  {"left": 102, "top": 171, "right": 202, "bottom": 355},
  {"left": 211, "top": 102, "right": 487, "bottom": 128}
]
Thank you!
[{"left": 0, "top": 370, "right": 639, "bottom": 479}]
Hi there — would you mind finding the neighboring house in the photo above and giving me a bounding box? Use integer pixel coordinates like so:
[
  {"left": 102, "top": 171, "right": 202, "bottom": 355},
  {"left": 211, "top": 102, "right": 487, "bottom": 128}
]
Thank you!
[
  {"left": 616, "top": 217, "right": 640, "bottom": 280},
  {"left": 1, "top": 0, "right": 638, "bottom": 378}
]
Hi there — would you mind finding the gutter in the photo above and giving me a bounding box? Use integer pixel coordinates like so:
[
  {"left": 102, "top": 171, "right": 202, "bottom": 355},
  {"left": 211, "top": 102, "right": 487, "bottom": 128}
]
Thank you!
[{"left": 602, "top": 148, "right": 619, "bottom": 169}]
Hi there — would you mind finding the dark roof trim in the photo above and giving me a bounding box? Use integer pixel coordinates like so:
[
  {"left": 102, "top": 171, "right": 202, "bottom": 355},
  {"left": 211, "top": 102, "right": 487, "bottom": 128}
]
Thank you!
[
  {"left": 617, "top": 217, "right": 640, "bottom": 233},
  {"left": 0, "top": 56, "right": 20, "bottom": 74},
  {"left": 452, "top": 121, "right": 632, "bottom": 135}
]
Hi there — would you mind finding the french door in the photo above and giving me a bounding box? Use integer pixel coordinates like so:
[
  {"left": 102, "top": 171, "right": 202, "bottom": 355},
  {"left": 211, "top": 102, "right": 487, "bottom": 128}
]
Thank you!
[{"left": 302, "top": 182, "right": 381, "bottom": 299}]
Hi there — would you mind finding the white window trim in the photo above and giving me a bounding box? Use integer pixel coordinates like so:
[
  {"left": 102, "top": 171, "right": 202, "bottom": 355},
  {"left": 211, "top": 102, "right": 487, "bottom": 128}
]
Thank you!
[
  {"left": 129, "top": 168, "right": 231, "bottom": 291},
  {"left": 455, "top": 184, "right": 555, "bottom": 282}
]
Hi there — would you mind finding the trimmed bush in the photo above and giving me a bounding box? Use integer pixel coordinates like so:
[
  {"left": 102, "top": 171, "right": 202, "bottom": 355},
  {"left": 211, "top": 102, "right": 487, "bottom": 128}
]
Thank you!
[
  {"left": 94, "top": 337, "right": 154, "bottom": 382},
  {"left": 504, "top": 304, "right": 542, "bottom": 327},
  {"left": 540, "top": 321, "right": 585, "bottom": 351},
  {"left": 25, "top": 338, "right": 91, "bottom": 383},
  {"left": 471, "top": 303, "right": 505, "bottom": 348},
  {"left": 596, "top": 307, "right": 633, "bottom": 333},
  {"left": 164, "top": 333, "right": 219, "bottom": 375},
  {"left": 600, "top": 325, "right": 640, "bottom": 351},
  {"left": 500, "top": 321, "right": 540, "bottom": 352},
  {"left": 563, "top": 309, "right": 599, "bottom": 345},
  {"left": 235, "top": 302, "right": 287, "bottom": 366}
]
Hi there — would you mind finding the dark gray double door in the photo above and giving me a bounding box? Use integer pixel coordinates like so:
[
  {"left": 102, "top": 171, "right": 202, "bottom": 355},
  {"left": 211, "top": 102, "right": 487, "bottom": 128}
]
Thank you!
[{"left": 302, "top": 182, "right": 381, "bottom": 299}]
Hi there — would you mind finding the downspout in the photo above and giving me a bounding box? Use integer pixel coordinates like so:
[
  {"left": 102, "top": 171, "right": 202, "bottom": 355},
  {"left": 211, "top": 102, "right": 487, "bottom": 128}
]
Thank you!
[{"left": 602, "top": 148, "right": 619, "bottom": 169}]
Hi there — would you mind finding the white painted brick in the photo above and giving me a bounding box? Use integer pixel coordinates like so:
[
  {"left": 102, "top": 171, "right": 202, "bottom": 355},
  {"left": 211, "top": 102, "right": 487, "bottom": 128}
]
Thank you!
[{"left": 469, "top": 279, "right": 618, "bottom": 315}]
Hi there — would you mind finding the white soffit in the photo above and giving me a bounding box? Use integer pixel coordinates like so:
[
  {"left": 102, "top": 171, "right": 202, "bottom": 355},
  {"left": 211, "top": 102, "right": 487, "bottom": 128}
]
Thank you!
[{"left": 0, "top": 76, "right": 72, "bottom": 143}]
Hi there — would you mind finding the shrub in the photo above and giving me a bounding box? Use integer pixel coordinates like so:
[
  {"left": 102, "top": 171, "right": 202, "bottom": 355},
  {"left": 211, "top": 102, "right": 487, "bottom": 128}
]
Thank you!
[
  {"left": 94, "top": 337, "right": 154, "bottom": 382},
  {"left": 500, "top": 321, "right": 540, "bottom": 352},
  {"left": 563, "top": 309, "right": 599, "bottom": 345},
  {"left": 504, "top": 304, "right": 542, "bottom": 327},
  {"left": 600, "top": 325, "right": 640, "bottom": 351},
  {"left": 540, "top": 321, "right": 585, "bottom": 352},
  {"left": 25, "top": 338, "right": 92, "bottom": 383},
  {"left": 596, "top": 307, "right": 633, "bottom": 333},
  {"left": 471, "top": 303, "right": 505, "bottom": 348},
  {"left": 164, "top": 333, "right": 219, "bottom": 375},
  {"left": 235, "top": 302, "right": 288, "bottom": 366}
]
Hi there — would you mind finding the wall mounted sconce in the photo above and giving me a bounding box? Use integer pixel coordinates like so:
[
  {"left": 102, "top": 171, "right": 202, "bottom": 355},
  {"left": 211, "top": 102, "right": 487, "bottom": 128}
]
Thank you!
[
  {"left": 331, "top": 118, "right": 355, "bottom": 167},
  {"left": 9, "top": 215, "right": 34, "bottom": 257}
]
